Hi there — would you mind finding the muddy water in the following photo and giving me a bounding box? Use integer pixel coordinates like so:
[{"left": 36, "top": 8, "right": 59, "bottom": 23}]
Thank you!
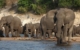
[{"left": 0, "top": 40, "right": 80, "bottom": 50}]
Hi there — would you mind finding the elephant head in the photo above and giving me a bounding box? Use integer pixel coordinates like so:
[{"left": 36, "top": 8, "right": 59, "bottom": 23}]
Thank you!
[
  {"left": 1, "top": 15, "right": 13, "bottom": 26},
  {"left": 1, "top": 17, "right": 7, "bottom": 26}
]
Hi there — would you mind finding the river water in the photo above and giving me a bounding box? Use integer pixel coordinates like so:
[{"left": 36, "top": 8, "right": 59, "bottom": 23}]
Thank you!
[{"left": 0, "top": 40, "right": 80, "bottom": 50}]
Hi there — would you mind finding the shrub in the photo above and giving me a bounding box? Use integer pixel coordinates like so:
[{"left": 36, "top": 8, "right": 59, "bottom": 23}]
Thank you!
[
  {"left": 17, "top": 0, "right": 80, "bottom": 14},
  {"left": 0, "top": 0, "right": 5, "bottom": 8},
  {"left": 17, "top": 0, "right": 54, "bottom": 14},
  {"left": 58, "top": 0, "right": 73, "bottom": 8}
]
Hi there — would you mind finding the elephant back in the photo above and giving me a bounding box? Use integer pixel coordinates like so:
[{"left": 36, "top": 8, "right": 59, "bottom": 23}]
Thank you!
[
  {"left": 13, "top": 17, "right": 22, "bottom": 26},
  {"left": 6, "top": 15, "right": 14, "bottom": 24},
  {"left": 46, "top": 9, "right": 57, "bottom": 18},
  {"left": 26, "top": 23, "right": 35, "bottom": 29},
  {"left": 56, "top": 8, "right": 75, "bottom": 24},
  {"left": 34, "top": 23, "right": 40, "bottom": 29}
]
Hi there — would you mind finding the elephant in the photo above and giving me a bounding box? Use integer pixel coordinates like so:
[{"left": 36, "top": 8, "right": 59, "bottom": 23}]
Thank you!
[
  {"left": 0, "top": 20, "right": 4, "bottom": 37},
  {"left": 40, "top": 9, "right": 57, "bottom": 39},
  {"left": 1, "top": 15, "right": 22, "bottom": 37},
  {"left": 34, "top": 23, "right": 41, "bottom": 38},
  {"left": 24, "top": 23, "right": 35, "bottom": 37},
  {"left": 56, "top": 8, "right": 75, "bottom": 45},
  {"left": 72, "top": 25, "right": 80, "bottom": 37}
]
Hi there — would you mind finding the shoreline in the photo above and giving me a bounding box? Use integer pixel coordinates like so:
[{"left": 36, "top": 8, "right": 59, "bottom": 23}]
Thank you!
[{"left": 0, "top": 37, "right": 80, "bottom": 42}]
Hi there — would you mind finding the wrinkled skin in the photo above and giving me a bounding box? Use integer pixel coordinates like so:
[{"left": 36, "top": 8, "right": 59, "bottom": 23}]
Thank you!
[
  {"left": 56, "top": 8, "right": 75, "bottom": 45},
  {"left": 0, "top": 20, "right": 4, "bottom": 37},
  {"left": 34, "top": 23, "right": 41, "bottom": 38},
  {"left": 40, "top": 9, "right": 57, "bottom": 38},
  {"left": 25, "top": 23, "right": 35, "bottom": 37},
  {"left": 1, "top": 15, "right": 22, "bottom": 37}
]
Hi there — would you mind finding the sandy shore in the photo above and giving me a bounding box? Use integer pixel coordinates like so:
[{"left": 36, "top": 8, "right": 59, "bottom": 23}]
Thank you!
[{"left": 0, "top": 37, "right": 80, "bottom": 42}]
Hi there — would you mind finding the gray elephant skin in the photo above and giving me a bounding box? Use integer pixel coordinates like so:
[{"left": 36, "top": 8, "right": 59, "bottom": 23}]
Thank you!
[
  {"left": 24, "top": 23, "right": 35, "bottom": 37},
  {"left": 56, "top": 8, "right": 75, "bottom": 45},
  {"left": 1, "top": 15, "right": 22, "bottom": 37},
  {"left": 34, "top": 23, "right": 41, "bottom": 38},
  {"left": 40, "top": 9, "right": 57, "bottom": 38}
]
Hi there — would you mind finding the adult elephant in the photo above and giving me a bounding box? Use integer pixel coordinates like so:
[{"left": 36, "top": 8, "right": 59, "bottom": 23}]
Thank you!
[
  {"left": 24, "top": 23, "right": 35, "bottom": 37},
  {"left": 40, "top": 9, "right": 57, "bottom": 39},
  {"left": 56, "top": 8, "right": 75, "bottom": 45},
  {"left": 1, "top": 15, "right": 22, "bottom": 37}
]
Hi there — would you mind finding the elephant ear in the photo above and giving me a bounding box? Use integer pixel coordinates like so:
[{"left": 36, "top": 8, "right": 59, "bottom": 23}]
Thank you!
[
  {"left": 6, "top": 15, "right": 13, "bottom": 24},
  {"left": 6, "top": 18, "right": 12, "bottom": 24}
]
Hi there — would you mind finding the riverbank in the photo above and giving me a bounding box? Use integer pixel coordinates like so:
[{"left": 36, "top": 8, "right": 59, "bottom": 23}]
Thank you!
[{"left": 0, "top": 37, "right": 80, "bottom": 42}]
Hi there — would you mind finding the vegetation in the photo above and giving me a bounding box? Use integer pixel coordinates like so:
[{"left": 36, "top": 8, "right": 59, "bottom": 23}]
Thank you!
[
  {"left": 0, "top": 0, "right": 80, "bottom": 14},
  {"left": 58, "top": 0, "right": 80, "bottom": 8},
  {"left": 17, "top": 0, "right": 54, "bottom": 14},
  {"left": 0, "top": 0, "right": 5, "bottom": 8}
]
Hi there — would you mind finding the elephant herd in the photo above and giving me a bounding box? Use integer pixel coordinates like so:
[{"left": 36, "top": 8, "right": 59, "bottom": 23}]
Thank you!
[{"left": 0, "top": 8, "right": 78, "bottom": 45}]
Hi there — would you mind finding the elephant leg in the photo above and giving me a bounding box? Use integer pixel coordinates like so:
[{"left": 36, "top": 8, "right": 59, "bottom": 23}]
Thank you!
[
  {"left": 38, "top": 29, "right": 42, "bottom": 38},
  {"left": 62, "top": 24, "right": 68, "bottom": 43},
  {"left": 5, "top": 26, "right": 9, "bottom": 37},
  {"left": 56, "top": 21, "right": 63, "bottom": 44},
  {"left": 25, "top": 31, "right": 27, "bottom": 37},
  {"left": 36, "top": 29, "right": 40, "bottom": 38},
  {"left": 32, "top": 30, "right": 35, "bottom": 38},
  {"left": 68, "top": 21, "right": 74, "bottom": 43},
  {"left": 31, "top": 30, "right": 33, "bottom": 37},
  {"left": 68, "top": 26, "right": 73, "bottom": 42},
  {"left": 43, "top": 31, "right": 46, "bottom": 39},
  {"left": 41, "top": 25, "right": 46, "bottom": 39},
  {"left": 39, "top": 32, "right": 41, "bottom": 38},
  {"left": 25, "top": 29, "right": 28, "bottom": 37},
  {"left": 28, "top": 29, "right": 32, "bottom": 37},
  {"left": 48, "top": 30, "right": 52, "bottom": 38},
  {"left": 5, "top": 30, "right": 9, "bottom": 37},
  {"left": 11, "top": 29, "right": 15, "bottom": 37},
  {"left": 17, "top": 31, "right": 20, "bottom": 37},
  {"left": 33, "top": 29, "right": 36, "bottom": 38},
  {"left": 36, "top": 30, "right": 38, "bottom": 38}
]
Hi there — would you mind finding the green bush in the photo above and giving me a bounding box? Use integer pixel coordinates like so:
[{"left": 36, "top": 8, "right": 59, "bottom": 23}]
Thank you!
[
  {"left": 18, "top": 6, "right": 27, "bottom": 13},
  {"left": 58, "top": 0, "right": 80, "bottom": 8},
  {"left": 73, "top": 0, "right": 80, "bottom": 8},
  {"left": 17, "top": 0, "right": 80, "bottom": 14},
  {"left": 58, "top": 0, "right": 73, "bottom": 8},
  {"left": 17, "top": 0, "right": 33, "bottom": 13},
  {"left": 0, "top": 0, "right": 5, "bottom": 8},
  {"left": 17, "top": 0, "right": 54, "bottom": 14}
]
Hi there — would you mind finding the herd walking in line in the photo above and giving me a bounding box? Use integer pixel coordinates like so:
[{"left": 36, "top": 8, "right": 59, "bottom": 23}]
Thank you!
[{"left": 0, "top": 8, "right": 79, "bottom": 45}]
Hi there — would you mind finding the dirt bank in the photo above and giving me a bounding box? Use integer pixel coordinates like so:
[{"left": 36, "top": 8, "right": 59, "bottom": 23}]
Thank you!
[{"left": 0, "top": 9, "right": 80, "bottom": 26}]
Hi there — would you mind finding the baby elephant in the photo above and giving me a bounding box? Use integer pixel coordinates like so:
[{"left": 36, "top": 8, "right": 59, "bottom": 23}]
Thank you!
[
  {"left": 34, "top": 23, "right": 41, "bottom": 38},
  {"left": 24, "top": 23, "right": 35, "bottom": 37},
  {"left": 72, "top": 25, "right": 80, "bottom": 37}
]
